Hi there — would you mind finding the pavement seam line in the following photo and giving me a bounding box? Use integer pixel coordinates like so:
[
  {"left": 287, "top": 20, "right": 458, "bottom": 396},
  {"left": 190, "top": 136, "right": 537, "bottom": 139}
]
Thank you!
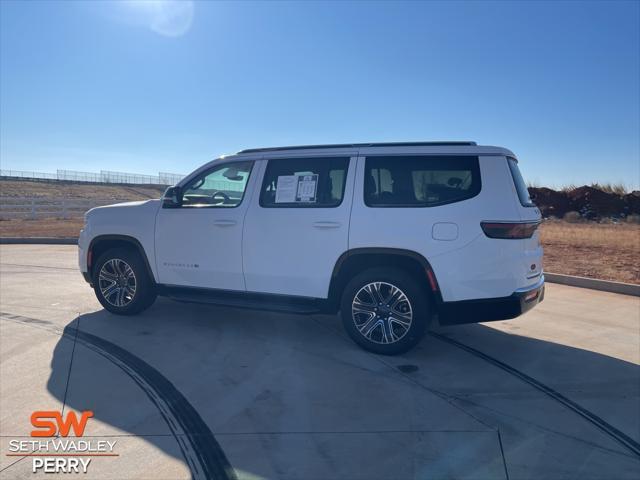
[
  {"left": 430, "top": 331, "right": 640, "bottom": 459},
  {"left": 309, "top": 315, "right": 496, "bottom": 431},
  {"left": 496, "top": 430, "right": 510, "bottom": 480}
]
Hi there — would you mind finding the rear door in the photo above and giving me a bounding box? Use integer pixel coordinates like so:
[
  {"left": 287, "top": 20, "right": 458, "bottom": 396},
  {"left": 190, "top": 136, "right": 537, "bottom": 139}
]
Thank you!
[{"left": 243, "top": 154, "right": 356, "bottom": 298}]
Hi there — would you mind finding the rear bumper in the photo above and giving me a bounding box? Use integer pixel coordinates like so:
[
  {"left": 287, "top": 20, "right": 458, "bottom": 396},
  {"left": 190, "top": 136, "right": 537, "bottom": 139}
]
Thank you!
[{"left": 438, "top": 276, "right": 545, "bottom": 326}]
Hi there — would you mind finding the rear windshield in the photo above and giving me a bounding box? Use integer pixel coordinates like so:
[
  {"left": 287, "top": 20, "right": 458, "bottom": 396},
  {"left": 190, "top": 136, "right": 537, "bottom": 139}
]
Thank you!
[{"left": 507, "top": 157, "right": 535, "bottom": 207}]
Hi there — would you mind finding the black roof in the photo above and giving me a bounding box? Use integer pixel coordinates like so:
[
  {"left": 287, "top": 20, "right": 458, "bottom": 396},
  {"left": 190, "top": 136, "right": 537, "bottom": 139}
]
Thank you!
[{"left": 238, "top": 141, "right": 477, "bottom": 154}]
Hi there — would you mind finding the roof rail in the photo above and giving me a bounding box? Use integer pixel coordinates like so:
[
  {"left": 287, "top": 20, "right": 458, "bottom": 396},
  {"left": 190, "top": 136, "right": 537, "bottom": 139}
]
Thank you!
[{"left": 238, "top": 141, "right": 477, "bottom": 154}]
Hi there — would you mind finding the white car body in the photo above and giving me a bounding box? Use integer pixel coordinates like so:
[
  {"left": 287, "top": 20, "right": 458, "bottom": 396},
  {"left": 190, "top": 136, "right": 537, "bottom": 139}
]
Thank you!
[{"left": 79, "top": 142, "right": 544, "bottom": 330}]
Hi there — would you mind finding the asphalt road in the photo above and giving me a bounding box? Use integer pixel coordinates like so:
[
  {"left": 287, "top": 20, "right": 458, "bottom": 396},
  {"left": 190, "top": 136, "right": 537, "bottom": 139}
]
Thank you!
[{"left": 1, "top": 245, "right": 639, "bottom": 480}]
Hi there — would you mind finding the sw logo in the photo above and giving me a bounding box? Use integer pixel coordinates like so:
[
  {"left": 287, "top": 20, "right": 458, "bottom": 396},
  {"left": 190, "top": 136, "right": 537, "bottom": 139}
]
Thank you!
[
  {"left": 6, "top": 410, "right": 117, "bottom": 474},
  {"left": 30, "top": 410, "right": 94, "bottom": 437}
]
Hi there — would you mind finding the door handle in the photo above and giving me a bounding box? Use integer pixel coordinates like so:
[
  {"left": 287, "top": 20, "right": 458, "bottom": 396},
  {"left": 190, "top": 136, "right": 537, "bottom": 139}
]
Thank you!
[
  {"left": 213, "top": 219, "right": 237, "bottom": 227},
  {"left": 313, "top": 221, "right": 342, "bottom": 229}
]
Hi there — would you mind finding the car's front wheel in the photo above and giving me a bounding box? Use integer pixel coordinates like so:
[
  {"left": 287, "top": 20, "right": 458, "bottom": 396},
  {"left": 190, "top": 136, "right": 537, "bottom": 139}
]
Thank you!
[
  {"left": 340, "top": 268, "right": 430, "bottom": 355},
  {"left": 92, "top": 247, "right": 157, "bottom": 315}
]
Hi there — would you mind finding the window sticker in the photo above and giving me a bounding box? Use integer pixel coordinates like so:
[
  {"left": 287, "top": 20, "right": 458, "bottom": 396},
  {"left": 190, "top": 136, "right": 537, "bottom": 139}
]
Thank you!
[
  {"left": 274, "top": 174, "right": 319, "bottom": 203},
  {"left": 275, "top": 175, "right": 297, "bottom": 203},
  {"left": 296, "top": 174, "right": 318, "bottom": 203}
]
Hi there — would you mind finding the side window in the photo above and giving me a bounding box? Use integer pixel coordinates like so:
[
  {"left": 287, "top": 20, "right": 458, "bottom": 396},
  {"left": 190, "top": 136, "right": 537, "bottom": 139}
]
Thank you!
[
  {"left": 182, "top": 161, "right": 253, "bottom": 208},
  {"left": 260, "top": 157, "right": 349, "bottom": 208},
  {"left": 364, "top": 156, "right": 481, "bottom": 207}
]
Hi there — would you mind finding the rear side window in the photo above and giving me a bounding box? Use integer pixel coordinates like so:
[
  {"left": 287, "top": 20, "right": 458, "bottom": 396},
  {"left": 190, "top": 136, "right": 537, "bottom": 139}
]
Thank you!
[
  {"left": 507, "top": 157, "right": 534, "bottom": 207},
  {"left": 260, "top": 157, "right": 349, "bottom": 208},
  {"left": 364, "top": 156, "right": 481, "bottom": 207}
]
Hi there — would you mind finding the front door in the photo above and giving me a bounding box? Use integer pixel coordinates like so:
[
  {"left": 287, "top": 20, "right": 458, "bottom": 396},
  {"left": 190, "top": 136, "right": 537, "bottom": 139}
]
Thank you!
[
  {"left": 243, "top": 154, "right": 356, "bottom": 298},
  {"left": 155, "top": 160, "right": 256, "bottom": 290}
]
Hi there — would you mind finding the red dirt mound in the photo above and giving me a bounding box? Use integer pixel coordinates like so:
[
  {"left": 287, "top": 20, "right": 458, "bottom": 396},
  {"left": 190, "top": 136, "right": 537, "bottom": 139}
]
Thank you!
[
  {"left": 624, "top": 191, "right": 640, "bottom": 215},
  {"left": 566, "top": 186, "right": 625, "bottom": 218},
  {"left": 529, "top": 187, "right": 571, "bottom": 217},
  {"left": 529, "top": 185, "right": 633, "bottom": 219}
]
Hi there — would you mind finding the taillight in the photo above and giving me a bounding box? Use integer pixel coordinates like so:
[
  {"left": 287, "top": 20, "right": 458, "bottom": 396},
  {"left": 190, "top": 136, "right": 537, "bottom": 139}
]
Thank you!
[{"left": 481, "top": 221, "right": 540, "bottom": 239}]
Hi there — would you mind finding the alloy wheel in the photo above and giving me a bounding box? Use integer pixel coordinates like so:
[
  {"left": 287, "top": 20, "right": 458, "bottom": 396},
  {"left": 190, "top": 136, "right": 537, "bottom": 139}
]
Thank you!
[
  {"left": 351, "top": 281, "right": 413, "bottom": 344},
  {"left": 98, "top": 258, "right": 137, "bottom": 307}
]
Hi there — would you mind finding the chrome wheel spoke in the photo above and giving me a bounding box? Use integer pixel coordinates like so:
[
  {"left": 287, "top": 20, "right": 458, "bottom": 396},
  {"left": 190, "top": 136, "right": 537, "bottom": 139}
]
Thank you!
[
  {"left": 390, "top": 306, "right": 411, "bottom": 320},
  {"left": 117, "top": 286, "right": 127, "bottom": 306},
  {"left": 359, "top": 316, "right": 382, "bottom": 337},
  {"left": 389, "top": 315, "right": 411, "bottom": 333},
  {"left": 387, "top": 288, "right": 404, "bottom": 308},
  {"left": 113, "top": 259, "right": 124, "bottom": 276},
  {"left": 353, "top": 297, "right": 377, "bottom": 314},
  {"left": 100, "top": 270, "right": 118, "bottom": 281},
  {"left": 380, "top": 319, "right": 392, "bottom": 344},
  {"left": 102, "top": 283, "right": 118, "bottom": 299},
  {"left": 124, "top": 264, "right": 135, "bottom": 279},
  {"left": 363, "top": 284, "right": 380, "bottom": 304},
  {"left": 372, "top": 282, "right": 387, "bottom": 303}
]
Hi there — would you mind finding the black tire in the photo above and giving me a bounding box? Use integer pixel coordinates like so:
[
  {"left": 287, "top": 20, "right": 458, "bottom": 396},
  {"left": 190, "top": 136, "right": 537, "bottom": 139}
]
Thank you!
[
  {"left": 92, "top": 247, "right": 157, "bottom": 315},
  {"left": 340, "top": 267, "right": 430, "bottom": 355}
]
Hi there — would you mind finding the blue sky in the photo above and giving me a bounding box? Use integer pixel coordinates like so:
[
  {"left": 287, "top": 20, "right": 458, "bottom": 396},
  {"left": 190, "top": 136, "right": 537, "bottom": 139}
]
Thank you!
[{"left": 1, "top": 1, "right": 639, "bottom": 188}]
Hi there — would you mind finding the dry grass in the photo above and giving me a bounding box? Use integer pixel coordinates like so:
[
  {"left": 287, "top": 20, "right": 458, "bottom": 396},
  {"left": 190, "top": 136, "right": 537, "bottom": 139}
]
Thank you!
[
  {"left": 0, "top": 218, "right": 84, "bottom": 238},
  {"left": 555, "top": 182, "right": 631, "bottom": 194},
  {"left": 0, "top": 180, "right": 164, "bottom": 201},
  {"left": 540, "top": 221, "right": 640, "bottom": 284},
  {"left": 589, "top": 182, "right": 630, "bottom": 195}
]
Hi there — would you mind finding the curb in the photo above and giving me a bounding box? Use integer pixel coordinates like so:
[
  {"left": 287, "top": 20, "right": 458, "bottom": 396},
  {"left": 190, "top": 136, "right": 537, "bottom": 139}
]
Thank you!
[
  {"left": 0, "top": 237, "right": 78, "bottom": 245},
  {"left": 544, "top": 273, "right": 640, "bottom": 297},
  {"left": 1, "top": 238, "right": 638, "bottom": 297}
]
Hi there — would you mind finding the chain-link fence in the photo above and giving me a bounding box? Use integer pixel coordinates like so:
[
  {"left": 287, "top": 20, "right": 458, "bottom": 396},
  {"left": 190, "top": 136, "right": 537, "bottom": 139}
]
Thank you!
[
  {"left": 1, "top": 169, "right": 186, "bottom": 185},
  {"left": 56, "top": 170, "right": 102, "bottom": 182},
  {"left": 158, "top": 172, "right": 186, "bottom": 185}
]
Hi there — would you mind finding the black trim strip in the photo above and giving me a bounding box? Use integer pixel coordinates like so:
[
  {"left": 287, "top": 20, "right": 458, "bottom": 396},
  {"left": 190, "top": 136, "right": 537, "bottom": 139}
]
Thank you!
[{"left": 158, "top": 284, "right": 323, "bottom": 314}]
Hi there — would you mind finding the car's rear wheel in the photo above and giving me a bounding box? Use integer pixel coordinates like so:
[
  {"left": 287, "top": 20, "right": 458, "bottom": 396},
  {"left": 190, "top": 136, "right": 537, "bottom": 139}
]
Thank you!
[
  {"left": 340, "top": 268, "right": 430, "bottom": 355},
  {"left": 93, "top": 247, "right": 157, "bottom": 315}
]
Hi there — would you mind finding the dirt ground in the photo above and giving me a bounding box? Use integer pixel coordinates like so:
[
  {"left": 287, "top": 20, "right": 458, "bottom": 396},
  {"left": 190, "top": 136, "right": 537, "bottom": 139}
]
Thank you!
[
  {"left": 539, "top": 221, "right": 640, "bottom": 284},
  {"left": 0, "top": 179, "right": 165, "bottom": 200},
  {"left": 1, "top": 217, "right": 638, "bottom": 285},
  {"left": 0, "top": 218, "right": 84, "bottom": 238}
]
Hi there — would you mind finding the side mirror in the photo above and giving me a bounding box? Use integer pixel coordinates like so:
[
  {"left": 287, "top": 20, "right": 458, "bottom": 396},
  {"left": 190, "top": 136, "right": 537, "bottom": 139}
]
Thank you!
[{"left": 162, "top": 186, "right": 183, "bottom": 208}]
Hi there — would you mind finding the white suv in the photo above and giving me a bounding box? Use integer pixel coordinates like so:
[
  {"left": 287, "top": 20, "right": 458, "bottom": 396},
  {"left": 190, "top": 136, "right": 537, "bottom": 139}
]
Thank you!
[{"left": 79, "top": 142, "right": 544, "bottom": 355}]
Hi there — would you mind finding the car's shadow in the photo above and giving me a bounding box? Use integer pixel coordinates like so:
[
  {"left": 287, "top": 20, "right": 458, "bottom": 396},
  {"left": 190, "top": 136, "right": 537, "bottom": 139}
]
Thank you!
[{"left": 45, "top": 298, "right": 640, "bottom": 479}]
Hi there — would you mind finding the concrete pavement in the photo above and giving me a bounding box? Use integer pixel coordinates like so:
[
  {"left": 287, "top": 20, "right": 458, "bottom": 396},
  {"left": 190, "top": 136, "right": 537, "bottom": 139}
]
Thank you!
[{"left": 1, "top": 245, "right": 638, "bottom": 479}]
